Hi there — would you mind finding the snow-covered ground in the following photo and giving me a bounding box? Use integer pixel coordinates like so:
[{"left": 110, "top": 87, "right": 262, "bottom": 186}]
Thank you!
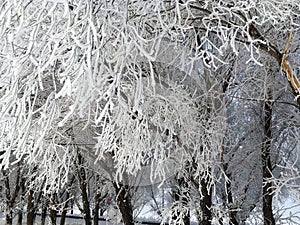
[
  {"left": 0, "top": 215, "right": 122, "bottom": 225},
  {"left": 0, "top": 211, "right": 124, "bottom": 225},
  {"left": 0, "top": 198, "right": 299, "bottom": 225},
  {"left": 0, "top": 211, "right": 161, "bottom": 225}
]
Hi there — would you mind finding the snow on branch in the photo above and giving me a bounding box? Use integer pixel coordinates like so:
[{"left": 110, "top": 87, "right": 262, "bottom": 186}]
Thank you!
[{"left": 0, "top": 0, "right": 299, "bottom": 191}]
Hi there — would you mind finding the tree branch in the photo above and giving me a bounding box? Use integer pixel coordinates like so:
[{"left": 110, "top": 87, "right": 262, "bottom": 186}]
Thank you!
[{"left": 281, "top": 31, "right": 300, "bottom": 107}]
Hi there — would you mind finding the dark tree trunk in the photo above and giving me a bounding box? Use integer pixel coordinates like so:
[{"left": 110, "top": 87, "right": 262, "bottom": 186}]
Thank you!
[
  {"left": 26, "top": 177, "right": 45, "bottom": 225},
  {"left": 70, "top": 199, "right": 74, "bottom": 214},
  {"left": 41, "top": 205, "right": 47, "bottom": 225},
  {"left": 4, "top": 173, "right": 13, "bottom": 225},
  {"left": 200, "top": 176, "right": 212, "bottom": 225},
  {"left": 60, "top": 191, "right": 70, "bottom": 225},
  {"left": 93, "top": 174, "right": 107, "bottom": 225},
  {"left": 17, "top": 212, "right": 23, "bottom": 225},
  {"left": 4, "top": 167, "right": 22, "bottom": 225},
  {"left": 49, "top": 193, "right": 57, "bottom": 225},
  {"left": 27, "top": 189, "right": 35, "bottom": 225},
  {"left": 60, "top": 208, "right": 67, "bottom": 225},
  {"left": 81, "top": 182, "right": 92, "bottom": 225},
  {"left": 100, "top": 208, "right": 104, "bottom": 217},
  {"left": 77, "top": 153, "right": 92, "bottom": 225},
  {"left": 93, "top": 193, "right": 100, "bottom": 225},
  {"left": 190, "top": 158, "right": 212, "bottom": 225},
  {"left": 262, "top": 95, "right": 275, "bottom": 225},
  {"left": 5, "top": 211, "right": 13, "bottom": 225},
  {"left": 113, "top": 183, "right": 134, "bottom": 225},
  {"left": 17, "top": 177, "right": 26, "bottom": 225},
  {"left": 172, "top": 177, "right": 190, "bottom": 225},
  {"left": 5, "top": 209, "right": 13, "bottom": 225}
]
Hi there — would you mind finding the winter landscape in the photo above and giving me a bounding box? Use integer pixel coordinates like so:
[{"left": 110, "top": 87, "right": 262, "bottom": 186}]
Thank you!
[{"left": 0, "top": 0, "right": 300, "bottom": 225}]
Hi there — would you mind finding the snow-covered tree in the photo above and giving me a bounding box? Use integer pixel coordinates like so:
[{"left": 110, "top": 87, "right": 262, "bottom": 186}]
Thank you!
[{"left": 1, "top": 0, "right": 300, "bottom": 224}]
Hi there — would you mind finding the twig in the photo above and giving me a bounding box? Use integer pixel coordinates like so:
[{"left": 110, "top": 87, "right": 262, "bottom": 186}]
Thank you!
[{"left": 224, "top": 94, "right": 299, "bottom": 109}]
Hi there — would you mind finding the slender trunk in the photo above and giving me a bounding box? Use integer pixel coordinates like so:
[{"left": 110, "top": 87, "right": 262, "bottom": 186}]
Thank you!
[
  {"left": 262, "top": 95, "right": 275, "bottom": 225},
  {"left": 17, "top": 211, "right": 23, "bottom": 225},
  {"left": 60, "top": 195, "right": 69, "bottom": 225},
  {"left": 4, "top": 173, "right": 13, "bottom": 225},
  {"left": 60, "top": 209, "right": 67, "bottom": 225},
  {"left": 77, "top": 153, "right": 91, "bottom": 225},
  {"left": 26, "top": 177, "right": 45, "bottom": 225},
  {"left": 93, "top": 175, "right": 106, "bottom": 224},
  {"left": 5, "top": 212, "right": 13, "bottom": 225},
  {"left": 81, "top": 182, "right": 91, "bottom": 225},
  {"left": 93, "top": 193, "right": 100, "bottom": 225},
  {"left": 190, "top": 158, "right": 212, "bottom": 225},
  {"left": 113, "top": 183, "right": 134, "bottom": 225},
  {"left": 17, "top": 177, "right": 26, "bottom": 225},
  {"left": 100, "top": 208, "right": 104, "bottom": 217},
  {"left": 70, "top": 199, "right": 74, "bottom": 214},
  {"left": 41, "top": 205, "right": 47, "bottom": 225},
  {"left": 223, "top": 162, "right": 238, "bottom": 225},
  {"left": 49, "top": 193, "right": 57, "bottom": 225},
  {"left": 172, "top": 177, "right": 190, "bottom": 225},
  {"left": 200, "top": 176, "right": 212, "bottom": 225},
  {"left": 27, "top": 189, "right": 35, "bottom": 225},
  {"left": 4, "top": 168, "right": 22, "bottom": 225}
]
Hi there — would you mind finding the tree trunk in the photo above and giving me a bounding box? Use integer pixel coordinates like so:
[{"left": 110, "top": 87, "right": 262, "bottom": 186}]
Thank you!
[
  {"left": 60, "top": 191, "right": 70, "bottom": 225},
  {"left": 41, "top": 205, "right": 47, "bottom": 225},
  {"left": 60, "top": 209, "right": 67, "bottom": 225},
  {"left": 17, "top": 211, "right": 23, "bottom": 225},
  {"left": 77, "top": 153, "right": 92, "bottom": 225},
  {"left": 4, "top": 168, "right": 22, "bottom": 225},
  {"left": 172, "top": 177, "right": 190, "bottom": 225},
  {"left": 223, "top": 162, "right": 238, "bottom": 225},
  {"left": 17, "top": 177, "right": 26, "bottom": 225},
  {"left": 93, "top": 193, "right": 100, "bottom": 225},
  {"left": 200, "top": 176, "right": 212, "bottom": 225},
  {"left": 5, "top": 209, "right": 13, "bottom": 225},
  {"left": 113, "top": 183, "right": 134, "bottom": 225},
  {"left": 70, "top": 199, "right": 74, "bottom": 214},
  {"left": 81, "top": 182, "right": 92, "bottom": 225},
  {"left": 27, "top": 189, "right": 35, "bottom": 225},
  {"left": 262, "top": 95, "right": 275, "bottom": 225},
  {"left": 100, "top": 208, "right": 104, "bottom": 217},
  {"left": 4, "top": 173, "right": 13, "bottom": 225},
  {"left": 49, "top": 193, "right": 57, "bottom": 225}
]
